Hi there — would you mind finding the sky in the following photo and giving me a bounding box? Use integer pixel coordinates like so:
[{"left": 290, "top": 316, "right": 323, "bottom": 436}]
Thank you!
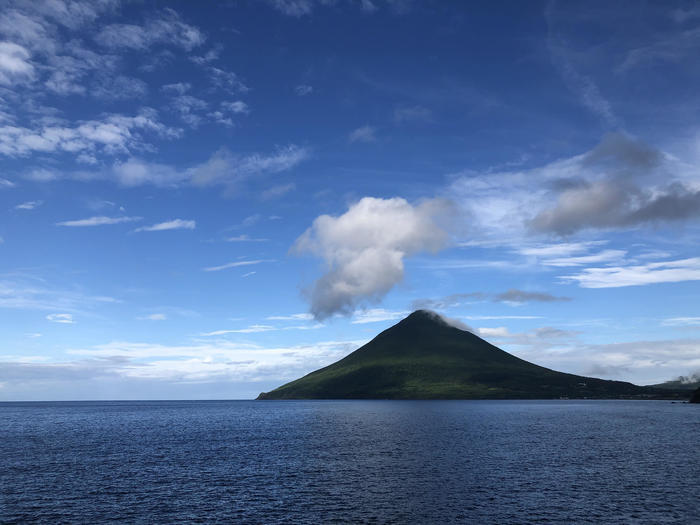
[{"left": 1, "top": 0, "right": 700, "bottom": 400}]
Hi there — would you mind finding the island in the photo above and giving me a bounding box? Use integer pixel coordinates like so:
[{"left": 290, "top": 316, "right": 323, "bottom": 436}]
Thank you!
[{"left": 258, "top": 310, "right": 684, "bottom": 400}]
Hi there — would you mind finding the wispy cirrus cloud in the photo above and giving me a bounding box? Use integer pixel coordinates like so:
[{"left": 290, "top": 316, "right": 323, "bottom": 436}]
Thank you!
[
  {"left": 494, "top": 289, "right": 571, "bottom": 304},
  {"left": 56, "top": 216, "right": 141, "bottom": 227},
  {"left": 413, "top": 289, "right": 570, "bottom": 310},
  {"left": 203, "top": 259, "right": 275, "bottom": 272},
  {"left": 201, "top": 325, "right": 276, "bottom": 336},
  {"left": 95, "top": 9, "right": 205, "bottom": 51},
  {"left": 14, "top": 200, "right": 42, "bottom": 210},
  {"left": 266, "top": 313, "right": 314, "bottom": 321},
  {"left": 134, "top": 219, "right": 195, "bottom": 232},
  {"left": 348, "top": 125, "right": 377, "bottom": 143},
  {"left": 351, "top": 308, "right": 409, "bottom": 324},
  {"left": 226, "top": 234, "right": 268, "bottom": 242},
  {"left": 561, "top": 257, "right": 700, "bottom": 288},
  {"left": 0, "top": 276, "right": 118, "bottom": 312},
  {"left": 138, "top": 313, "right": 167, "bottom": 321}
]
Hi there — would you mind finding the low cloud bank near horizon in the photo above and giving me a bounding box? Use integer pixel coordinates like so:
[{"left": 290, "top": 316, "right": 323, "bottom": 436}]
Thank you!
[{"left": 293, "top": 196, "right": 455, "bottom": 320}]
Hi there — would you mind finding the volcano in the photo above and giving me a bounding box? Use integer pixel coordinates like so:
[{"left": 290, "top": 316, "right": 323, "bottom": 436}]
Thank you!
[{"left": 257, "top": 310, "right": 667, "bottom": 400}]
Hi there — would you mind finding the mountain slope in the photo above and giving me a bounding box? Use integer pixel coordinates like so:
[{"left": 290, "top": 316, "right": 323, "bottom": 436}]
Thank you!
[{"left": 257, "top": 310, "right": 665, "bottom": 400}]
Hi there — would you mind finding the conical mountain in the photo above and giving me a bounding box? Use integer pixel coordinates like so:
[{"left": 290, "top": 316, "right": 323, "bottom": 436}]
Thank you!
[{"left": 257, "top": 310, "right": 657, "bottom": 400}]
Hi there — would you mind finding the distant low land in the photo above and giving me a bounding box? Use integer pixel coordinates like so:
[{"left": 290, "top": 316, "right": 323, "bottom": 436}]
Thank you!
[{"left": 258, "top": 310, "right": 691, "bottom": 401}]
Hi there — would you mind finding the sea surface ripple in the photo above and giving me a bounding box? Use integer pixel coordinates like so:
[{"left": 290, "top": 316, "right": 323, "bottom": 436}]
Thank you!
[{"left": 1, "top": 400, "right": 698, "bottom": 524}]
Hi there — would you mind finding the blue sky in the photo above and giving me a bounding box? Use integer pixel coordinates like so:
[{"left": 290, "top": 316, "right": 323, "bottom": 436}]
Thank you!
[{"left": 1, "top": 0, "right": 700, "bottom": 400}]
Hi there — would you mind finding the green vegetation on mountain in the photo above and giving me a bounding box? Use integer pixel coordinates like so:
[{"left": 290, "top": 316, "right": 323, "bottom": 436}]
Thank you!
[{"left": 257, "top": 310, "right": 679, "bottom": 400}]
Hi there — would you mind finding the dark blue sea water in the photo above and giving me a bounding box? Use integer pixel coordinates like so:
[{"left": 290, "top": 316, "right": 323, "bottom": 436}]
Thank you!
[{"left": 1, "top": 400, "right": 698, "bottom": 524}]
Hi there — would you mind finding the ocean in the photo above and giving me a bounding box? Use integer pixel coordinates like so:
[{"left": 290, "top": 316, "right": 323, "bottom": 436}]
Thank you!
[{"left": 1, "top": 400, "right": 698, "bottom": 523}]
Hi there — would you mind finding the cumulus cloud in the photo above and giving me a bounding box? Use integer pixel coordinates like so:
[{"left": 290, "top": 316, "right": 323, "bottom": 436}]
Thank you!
[
  {"left": 450, "top": 132, "right": 700, "bottom": 238},
  {"left": 134, "top": 219, "right": 195, "bottom": 232},
  {"left": 56, "top": 216, "right": 141, "bottom": 227},
  {"left": 529, "top": 133, "right": 700, "bottom": 235},
  {"left": 293, "top": 196, "right": 454, "bottom": 319}
]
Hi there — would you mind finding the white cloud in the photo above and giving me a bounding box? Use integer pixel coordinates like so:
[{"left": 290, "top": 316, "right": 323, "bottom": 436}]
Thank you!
[
  {"left": 162, "top": 82, "right": 191, "bottom": 94},
  {"left": 226, "top": 235, "right": 267, "bottom": 242},
  {"left": 139, "top": 313, "right": 167, "bottom": 321},
  {"left": 0, "top": 41, "right": 35, "bottom": 85},
  {"left": 0, "top": 110, "right": 180, "bottom": 158},
  {"left": 0, "top": 177, "right": 15, "bottom": 188},
  {"left": 293, "top": 196, "right": 454, "bottom": 319},
  {"left": 14, "top": 200, "right": 42, "bottom": 210},
  {"left": 220, "top": 100, "right": 248, "bottom": 114},
  {"left": 351, "top": 308, "right": 408, "bottom": 324},
  {"left": 56, "top": 216, "right": 141, "bottom": 227},
  {"left": 261, "top": 182, "right": 295, "bottom": 200},
  {"left": 348, "top": 125, "right": 377, "bottom": 143},
  {"left": 295, "top": 84, "right": 312, "bottom": 96},
  {"left": 518, "top": 241, "right": 608, "bottom": 258},
  {"left": 54, "top": 337, "right": 365, "bottom": 384},
  {"left": 449, "top": 133, "right": 700, "bottom": 238},
  {"left": 95, "top": 9, "right": 205, "bottom": 51},
  {"left": 207, "top": 66, "right": 248, "bottom": 93},
  {"left": 266, "top": 313, "right": 314, "bottom": 321},
  {"left": 135, "top": 219, "right": 195, "bottom": 232},
  {"left": 201, "top": 325, "right": 276, "bottom": 336},
  {"left": 663, "top": 317, "right": 700, "bottom": 326},
  {"left": 46, "top": 313, "right": 74, "bottom": 324},
  {"left": 203, "top": 259, "right": 275, "bottom": 272},
  {"left": 561, "top": 257, "right": 700, "bottom": 288},
  {"left": 540, "top": 249, "right": 627, "bottom": 267},
  {"left": 394, "top": 105, "right": 432, "bottom": 123},
  {"left": 187, "top": 145, "right": 308, "bottom": 188},
  {"left": 267, "top": 0, "right": 315, "bottom": 17},
  {"left": 0, "top": 277, "right": 118, "bottom": 312},
  {"left": 477, "top": 326, "right": 511, "bottom": 338},
  {"left": 45, "top": 145, "right": 307, "bottom": 189},
  {"left": 465, "top": 315, "right": 543, "bottom": 320}
]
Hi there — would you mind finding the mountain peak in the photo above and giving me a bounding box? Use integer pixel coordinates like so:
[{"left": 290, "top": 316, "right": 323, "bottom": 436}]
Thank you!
[
  {"left": 400, "top": 309, "right": 470, "bottom": 332},
  {"left": 257, "top": 309, "right": 662, "bottom": 400}
]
